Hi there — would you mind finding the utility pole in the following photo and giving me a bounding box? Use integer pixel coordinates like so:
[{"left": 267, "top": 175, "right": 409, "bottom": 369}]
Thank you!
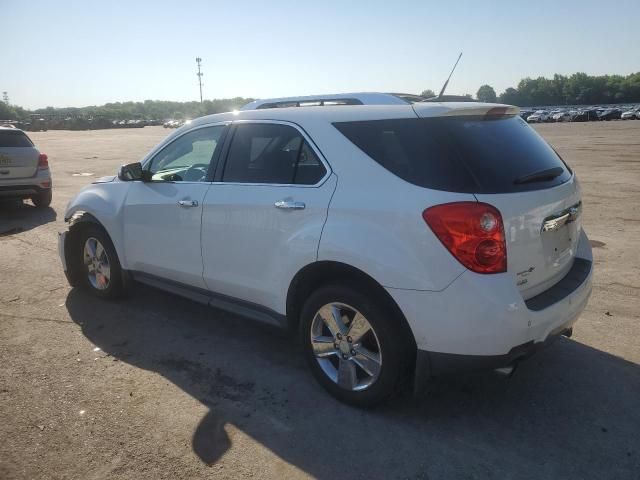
[
  {"left": 2, "top": 92, "right": 8, "bottom": 104},
  {"left": 195, "top": 57, "right": 203, "bottom": 103}
]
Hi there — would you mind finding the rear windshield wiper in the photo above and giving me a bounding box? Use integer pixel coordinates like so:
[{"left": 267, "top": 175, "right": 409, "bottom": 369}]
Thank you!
[{"left": 514, "top": 167, "right": 564, "bottom": 185}]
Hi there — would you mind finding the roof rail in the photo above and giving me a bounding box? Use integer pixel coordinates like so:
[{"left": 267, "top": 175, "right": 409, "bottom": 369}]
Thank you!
[{"left": 240, "top": 92, "right": 423, "bottom": 110}]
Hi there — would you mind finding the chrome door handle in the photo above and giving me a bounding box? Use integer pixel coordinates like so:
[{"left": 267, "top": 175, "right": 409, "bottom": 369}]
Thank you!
[
  {"left": 274, "top": 200, "right": 305, "bottom": 210},
  {"left": 178, "top": 200, "right": 198, "bottom": 207}
]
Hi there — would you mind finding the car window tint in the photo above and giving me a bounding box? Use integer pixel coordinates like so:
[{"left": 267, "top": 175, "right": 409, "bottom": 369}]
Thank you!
[
  {"left": 223, "top": 123, "right": 325, "bottom": 185},
  {"left": 294, "top": 140, "right": 326, "bottom": 185},
  {"left": 148, "top": 125, "right": 224, "bottom": 182},
  {"left": 333, "top": 116, "right": 571, "bottom": 194},
  {"left": 0, "top": 130, "right": 34, "bottom": 147}
]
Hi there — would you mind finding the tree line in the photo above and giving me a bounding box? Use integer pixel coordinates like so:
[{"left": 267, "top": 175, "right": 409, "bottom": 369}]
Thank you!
[
  {"left": 0, "top": 98, "right": 254, "bottom": 121},
  {"left": 2, "top": 71, "right": 640, "bottom": 121},
  {"left": 470, "top": 72, "right": 640, "bottom": 106}
]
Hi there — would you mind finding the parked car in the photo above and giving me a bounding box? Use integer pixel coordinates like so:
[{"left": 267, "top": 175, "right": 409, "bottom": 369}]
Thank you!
[
  {"left": 0, "top": 126, "right": 52, "bottom": 207},
  {"left": 598, "top": 109, "right": 621, "bottom": 121},
  {"left": 58, "top": 93, "right": 593, "bottom": 406},
  {"left": 552, "top": 111, "right": 572, "bottom": 122},
  {"left": 519, "top": 110, "right": 534, "bottom": 121},
  {"left": 570, "top": 109, "right": 600, "bottom": 122},
  {"left": 526, "top": 110, "right": 550, "bottom": 123},
  {"left": 621, "top": 108, "right": 639, "bottom": 120}
]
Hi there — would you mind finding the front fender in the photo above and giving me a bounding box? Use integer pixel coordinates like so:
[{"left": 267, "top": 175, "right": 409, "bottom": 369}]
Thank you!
[{"left": 64, "top": 182, "right": 130, "bottom": 268}]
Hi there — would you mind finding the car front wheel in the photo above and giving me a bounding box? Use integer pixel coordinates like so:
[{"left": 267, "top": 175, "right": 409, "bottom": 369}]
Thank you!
[
  {"left": 76, "top": 225, "right": 124, "bottom": 299},
  {"left": 300, "top": 284, "right": 409, "bottom": 407}
]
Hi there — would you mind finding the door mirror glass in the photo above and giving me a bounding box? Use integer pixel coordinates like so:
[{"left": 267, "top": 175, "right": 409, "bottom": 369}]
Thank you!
[{"left": 118, "top": 162, "right": 144, "bottom": 181}]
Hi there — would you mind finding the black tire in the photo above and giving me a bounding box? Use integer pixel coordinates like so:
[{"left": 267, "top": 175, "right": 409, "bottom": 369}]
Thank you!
[
  {"left": 300, "top": 283, "right": 410, "bottom": 407},
  {"left": 75, "top": 224, "right": 125, "bottom": 299},
  {"left": 31, "top": 189, "right": 52, "bottom": 208}
]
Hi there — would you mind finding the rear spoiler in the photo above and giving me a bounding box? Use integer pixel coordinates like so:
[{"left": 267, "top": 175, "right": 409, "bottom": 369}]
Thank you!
[{"left": 412, "top": 102, "right": 520, "bottom": 119}]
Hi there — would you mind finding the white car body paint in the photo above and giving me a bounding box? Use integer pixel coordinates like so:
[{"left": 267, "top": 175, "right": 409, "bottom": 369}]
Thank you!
[{"left": 61, "top": 98, "right": 592, "bottom": 358}]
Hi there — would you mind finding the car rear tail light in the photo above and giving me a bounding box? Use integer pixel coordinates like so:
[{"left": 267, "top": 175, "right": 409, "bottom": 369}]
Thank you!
[
  {"left": 38, "top": 153, "right": 49, "bottom": 169},
  {"left": 422, "top": 202, "right": 507, "bottom": 274}
]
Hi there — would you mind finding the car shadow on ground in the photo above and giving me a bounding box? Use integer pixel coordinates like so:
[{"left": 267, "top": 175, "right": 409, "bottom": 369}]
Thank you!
[
  {"left": 0, "top": 199, "right": 56, "bottom": 236},
  {"left": 65, "top": 286, "right": 640, "bottom": 479}
]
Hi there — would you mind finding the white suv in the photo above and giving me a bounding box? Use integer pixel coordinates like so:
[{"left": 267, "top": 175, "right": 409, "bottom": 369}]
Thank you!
[
  {"left": 0, "top": 126, "right": 52, "bottom": 207},
  {"left": 58, "top": 93, "right": 593, "bottom": 406}
]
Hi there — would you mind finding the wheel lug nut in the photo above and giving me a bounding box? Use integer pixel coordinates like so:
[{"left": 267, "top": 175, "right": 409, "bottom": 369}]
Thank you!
[
  {"left": 347, "top": 336, "right": 352, "bottom": 343},
  {"left": 336, "top": 333, "right": 342, "bottom": 340},
  {"left": 342, "top": 354, "right": 348, "bottom": 360},
  {"left": 350, "top": 349, "right": 356, "bottom": 356}
]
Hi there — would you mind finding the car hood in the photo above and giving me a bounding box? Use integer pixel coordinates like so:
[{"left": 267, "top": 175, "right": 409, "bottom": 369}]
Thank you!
[{"left": 92, "top": 175, "right": 117, "bottom": 184}]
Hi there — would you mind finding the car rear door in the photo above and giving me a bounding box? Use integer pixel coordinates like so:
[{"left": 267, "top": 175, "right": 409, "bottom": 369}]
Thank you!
[
  {"left": 0, "top": 129, "right": 39, "bottom": 179},
  {"left": 201, "top": 121, "right": 336, "bottom": 313},
  {"left": 122, "top": 124, "right": 227, "bottom": 289}
]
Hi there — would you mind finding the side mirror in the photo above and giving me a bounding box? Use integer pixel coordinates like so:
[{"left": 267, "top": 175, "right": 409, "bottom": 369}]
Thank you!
[{"left": 118, "top": 162, "right": 144, "bottom": 181}]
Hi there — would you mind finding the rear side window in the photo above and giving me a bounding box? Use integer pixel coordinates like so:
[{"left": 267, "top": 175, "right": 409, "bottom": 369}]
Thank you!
[
  {"left": 0, "top": 130, "right": 33, "bottom": 147},
  {"left": 333, "top": 116, "right": 572, "bottom": 193},
  {"left": 223, "top": 123, "right": 326, "bottom": 185}
]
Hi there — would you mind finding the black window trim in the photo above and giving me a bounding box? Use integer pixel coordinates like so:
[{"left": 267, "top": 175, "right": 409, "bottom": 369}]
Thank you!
[
  {"left": 140, "top": 122, "right": 230, "bottom": 184},
  {"left": 214, "top": 119, "right": 332, "bottom": 188}
]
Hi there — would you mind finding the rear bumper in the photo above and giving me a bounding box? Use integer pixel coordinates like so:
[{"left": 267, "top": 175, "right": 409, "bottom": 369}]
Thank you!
[
  {"left": 0, "top": 169, "right": 52, "bottom": 198},
  {"left": 388, "top": 228, "right": 593, "bottom": 370},
  {"left": 416, "top": 325, "right": 574, "bottom": 380}
]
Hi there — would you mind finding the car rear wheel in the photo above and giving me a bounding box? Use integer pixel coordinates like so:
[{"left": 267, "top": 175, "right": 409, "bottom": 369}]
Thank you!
[
  {"left": 77, "top": 225, "right": 124, "bottom": 299},
  {"left": 300, "top": 284, "right": 408, "bottom": 407},
  {"left": 31, "top": 189, "right": 52, "bottom": 208}
]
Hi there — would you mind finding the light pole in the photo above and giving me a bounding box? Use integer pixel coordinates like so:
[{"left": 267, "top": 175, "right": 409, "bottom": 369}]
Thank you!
[{"left": 196, "top": 57, "right": 203, "bottom": 103}]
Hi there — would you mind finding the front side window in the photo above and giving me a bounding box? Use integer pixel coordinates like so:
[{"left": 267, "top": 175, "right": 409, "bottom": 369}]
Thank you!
[
  {"left": 222, "top": 123, "right": 326, "bottom": 185},
  {"left": 148, "top": 125, "right": 224, "bottom": 182}
]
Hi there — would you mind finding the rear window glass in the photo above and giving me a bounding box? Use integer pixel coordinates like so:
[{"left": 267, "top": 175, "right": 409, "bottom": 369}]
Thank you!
[
  {"left": 333, "top": 116, "right": 572, "bottom": 193},
  {"left": 0, "top": 130, "right": 33, "bottom": 148}
]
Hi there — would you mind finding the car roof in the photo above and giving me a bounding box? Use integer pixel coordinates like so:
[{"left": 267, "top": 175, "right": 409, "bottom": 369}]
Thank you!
[
  {"left": 240, "top": 92, "right": 419, "bottom": 110},
  {"left": 0, "top": 126, "right": 25, "bottom": 133},
  {"left": 189, "top": 102, "right": 518, "bottom": 128}
]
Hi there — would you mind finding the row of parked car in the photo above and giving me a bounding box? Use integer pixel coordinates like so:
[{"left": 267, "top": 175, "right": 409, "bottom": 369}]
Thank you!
[
  {"left": 163, "top": 119, "right": 191, "bottom": 128},
  {"left": 2, "top": 118, "right": 168, "bottom": 131},
  {"left": 522, "top": 106, "right": 640, "bottom": 123}
]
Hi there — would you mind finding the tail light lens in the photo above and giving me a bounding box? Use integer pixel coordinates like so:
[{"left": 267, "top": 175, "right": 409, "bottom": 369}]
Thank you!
[
  {"left": 38, "top": 153, "right": 49, "bottom": 169},
  {"left": 422, "top": 202, "right": 507, "bottom": 274}
]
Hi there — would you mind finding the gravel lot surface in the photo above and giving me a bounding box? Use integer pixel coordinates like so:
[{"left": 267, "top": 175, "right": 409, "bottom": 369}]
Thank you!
[{"left": 1, "top": 123, "right": 639, "bottom": 479}]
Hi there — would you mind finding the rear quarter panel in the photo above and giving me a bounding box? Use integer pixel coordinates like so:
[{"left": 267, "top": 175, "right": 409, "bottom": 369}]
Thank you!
[{"left": 305, "top": 119, "right": 472, "bottom": 291}]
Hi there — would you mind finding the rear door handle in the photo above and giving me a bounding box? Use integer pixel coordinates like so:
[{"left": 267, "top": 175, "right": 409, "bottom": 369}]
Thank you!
[
  {"left": 178, "top": 200, "right": 198, "bottom": 207},
  {"left": 274, "top": 200, "right": 305, "bottom": 210}
]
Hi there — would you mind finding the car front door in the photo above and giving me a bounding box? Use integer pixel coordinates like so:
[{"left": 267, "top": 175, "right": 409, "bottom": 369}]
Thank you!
[
  {"left": 123, "top": 124, "right": 227, "bottom": 288},
  {"left": 201, "top": 121, "right": 336, "bottom": 313}
]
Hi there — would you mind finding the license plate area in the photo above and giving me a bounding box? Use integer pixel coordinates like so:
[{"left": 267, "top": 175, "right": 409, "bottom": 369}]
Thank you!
[
  {"left": 542, "top": 224, "right": 573, "bottom": 266},
  {"left": 541, "top": 202, "right": 581, "bottom": 267}
]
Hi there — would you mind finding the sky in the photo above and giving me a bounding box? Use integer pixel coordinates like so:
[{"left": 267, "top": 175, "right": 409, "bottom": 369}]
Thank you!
[{"left": 2, "top": 0, "right": 639, "bottom": 109}]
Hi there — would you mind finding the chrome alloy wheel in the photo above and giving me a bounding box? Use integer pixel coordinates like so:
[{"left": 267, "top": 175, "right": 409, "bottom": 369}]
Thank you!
[
  {"left": 83, "top": 237, "right": 111, "bottom": 290},
  {"left": 310, "top": 303, "right": 382, "bottom": 391}
]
